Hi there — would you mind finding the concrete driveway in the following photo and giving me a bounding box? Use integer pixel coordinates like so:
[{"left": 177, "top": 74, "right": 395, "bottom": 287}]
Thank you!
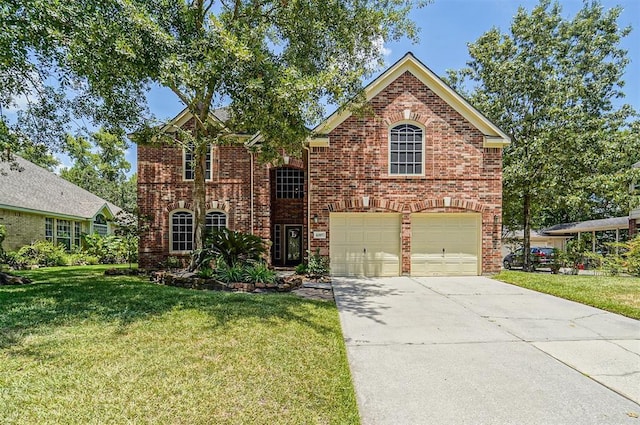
[{"left": 333, "top": 276, "right": 640, "bottom": 425}]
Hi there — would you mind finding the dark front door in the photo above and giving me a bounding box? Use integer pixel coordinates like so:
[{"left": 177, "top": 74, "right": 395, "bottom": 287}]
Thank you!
[{"left": 285, "top": 225, "right": 303, "bottom": 266}]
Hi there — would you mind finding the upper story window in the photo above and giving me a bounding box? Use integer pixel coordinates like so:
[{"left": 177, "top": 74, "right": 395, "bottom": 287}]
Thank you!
[
  {"left": 389, "top": 124, "right": 423, "bottom": 175},
  {"left": 170, "top": 210, "right": 193, "bottom": 252},
  {"left": 276, "top": 168, "right": 304, "bottom": 199},
  {"left": 184, "top": 143, "right": 212, "bottom": 180}
]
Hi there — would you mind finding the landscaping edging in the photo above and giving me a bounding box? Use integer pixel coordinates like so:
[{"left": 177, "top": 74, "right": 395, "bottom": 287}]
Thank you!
[{"left": 149, "top": 271, "right": 304, "bottom": 293}]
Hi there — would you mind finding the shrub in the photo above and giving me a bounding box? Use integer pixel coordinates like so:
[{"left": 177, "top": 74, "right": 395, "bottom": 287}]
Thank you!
[
  {"left": 306, "top": 249, "right": 330, "bottom": 278},
  {"left": 622, "top": 236, "right": 640, "bottom": 277},
  {"left": 83, "top": 233, "right": 126, "bottom": 264},
  {"left": 216, "top": 262, "right": 247, "bottom": 283},
  {"left": 196, "top": 266, "right": 216, "bottom": 278},
  {"left": 207, "top": 229, "right": 266, "bottom": 266},
  {"left": 16, "top": 240, "right": 68, "bottom": 267},
  {"left": 164, "top": 256, "right": 184, "bottom": 270},
  {"left": 295, "top": 262, "right": 308, "bottom": 275},
  {"left": 244, "top": 262, "right": 276, "bottom": 284},
  {"left": 0, "top": 223, "right": 6, "bottom": 261}
]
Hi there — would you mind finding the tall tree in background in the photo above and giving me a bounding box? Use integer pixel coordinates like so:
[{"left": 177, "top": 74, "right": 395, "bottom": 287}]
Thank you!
[
  {"left": 3, "top": 0, "right": 426, "bottom": 256},
  {"left": 61, "top": 130, "right": 137, "bottom": 212},
  {"left": 447, "top": 0, "right": 639, "bottom": 270}
]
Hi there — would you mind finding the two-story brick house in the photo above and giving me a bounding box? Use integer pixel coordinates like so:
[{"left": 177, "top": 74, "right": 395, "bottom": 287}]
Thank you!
[{"left": 138, "top": 53, "right": 510, "bottom": 276}]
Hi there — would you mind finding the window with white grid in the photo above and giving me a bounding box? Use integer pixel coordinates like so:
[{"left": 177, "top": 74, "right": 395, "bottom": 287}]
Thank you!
[
  {"left": 171, "top": 211, "right": 193, "bottom": 252},
  {"left": 390, "top": 124, "right": 423, "bottom": 175},
  {"left": 276, "top": 168, "right": 304, "bottom": 199},
  {"left": 206, "top": 211, "right": 227, "bottom": 233},
  {"left": 184, "top": 144, "right": 211, "bottom": 180}
]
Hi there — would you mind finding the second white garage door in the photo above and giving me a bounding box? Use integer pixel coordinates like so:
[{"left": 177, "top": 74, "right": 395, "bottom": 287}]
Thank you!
[
  {"left": 411, "top": 213, "right": 481, "bottom": 276},
  {"left": 330, "top": 213, "right": 401, "bottom": 277}
]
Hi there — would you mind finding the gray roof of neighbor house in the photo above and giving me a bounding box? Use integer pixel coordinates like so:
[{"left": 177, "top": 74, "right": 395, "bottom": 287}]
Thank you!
[
  {"left": 0, "top": 155, "right": 122, "bottom": 220},
  {"left": 543, "top": 216, "right": 629, "bottom": 235}
]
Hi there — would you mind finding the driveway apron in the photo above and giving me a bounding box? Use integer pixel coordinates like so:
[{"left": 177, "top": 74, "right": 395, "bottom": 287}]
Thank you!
[{"left": 333, "top": 276, "right": 640, "bottom": 425}]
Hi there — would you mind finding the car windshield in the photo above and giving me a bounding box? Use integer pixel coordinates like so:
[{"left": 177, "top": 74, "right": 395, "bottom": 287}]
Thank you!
[{"left": 539, "top": 248, "right": 554, "bottom": 256}]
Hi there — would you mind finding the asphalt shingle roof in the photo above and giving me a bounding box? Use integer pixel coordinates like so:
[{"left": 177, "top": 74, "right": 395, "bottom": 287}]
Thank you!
[
  {"left": 0, "top": 156, "right": 122, "bottom": 219},
  {"left": 543, "top": 216, "right": 629, "bottom": 234}
]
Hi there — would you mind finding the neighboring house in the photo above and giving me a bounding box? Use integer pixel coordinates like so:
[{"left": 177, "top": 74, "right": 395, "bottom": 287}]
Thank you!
[
  {"left": 137, "top": 53, "right": 510, "bottom": 276},
  {"left": 0, "top": 155, "right": 122, "bottom": 251},
  {"left": 502, "top": 230, "right": 571, "bottom": 258}
]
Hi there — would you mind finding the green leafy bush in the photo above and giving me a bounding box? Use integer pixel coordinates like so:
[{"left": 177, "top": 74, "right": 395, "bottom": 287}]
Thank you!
[
  {"left": 216, "top": 262, "right": 247, "bottom": 283},
  {"left": 207, "top": 229, "right": 266, "bottom": 266},
  {"left": 0, "top": 223, "right": 6, "bottom": 260},
  {"left": 244, "top": 262, "right": 276, "bottom": 284},
  {"left": 83, "top": 234, "right": 127, "bottom": 264},
  {"left": 295, "top": 262, "right": 308, "bottom": 275},
  {"left": 15, "top": 240, "right": 68, "bottom": 267},
  {"left": 306, "top": 249, "right": 330, "bottom": 278}
]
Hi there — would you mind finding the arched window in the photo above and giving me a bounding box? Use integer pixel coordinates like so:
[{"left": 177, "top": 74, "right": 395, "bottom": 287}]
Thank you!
[
  {"left": 206, "top": 211, "right": 227, "bottom": 233},
  {"left": 170, "top": 210, "right": 193, "bottom": 252},
  {"left": 389, "top": 124, "right": 423, "bottom": 175},
  {"left": 94, "top": 214, "right": 108, "bottom": 236}
]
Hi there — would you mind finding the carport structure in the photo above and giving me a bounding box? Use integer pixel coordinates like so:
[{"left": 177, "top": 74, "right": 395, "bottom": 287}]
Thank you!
[{"left": 543, "top": 216, "right": 631, "bottom": 253}]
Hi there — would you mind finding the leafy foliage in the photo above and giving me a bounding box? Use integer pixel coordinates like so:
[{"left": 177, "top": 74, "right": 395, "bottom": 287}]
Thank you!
[
  {"left": 447, "top": 0, "right": 640, "bottom": 270},
  {"left": 244, "top": 262, "right": 277, "bottom": 284},
  {"left": 306, "top": 249, "right": 330, "bottom": 278},
  {"left": 113, "top": 210, "right": 146, "bottom": 268},
  {"left": 0, "top": 224, "right": 6, "bottom": 260},
  {"left": 14, "top": 240, "right": 68, "bottom": 267},
  {"left": 206, "top": 229, "right": 266, "bottom": 267},
  {"left": 215, "top": 262, "right": 246, "bottom": 284},
  {"left": 60, "top": 130, "right": 137, "bottom": 212},
  {"left": 2, "top": 0, "right": 426, "bottom": 251}
]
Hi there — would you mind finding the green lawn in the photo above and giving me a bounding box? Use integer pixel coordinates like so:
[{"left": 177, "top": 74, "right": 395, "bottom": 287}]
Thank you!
[
  {"left": 494, "top": 271, "right": 640, "bottom": 320},
  {"left": 0, "top": 265, "right": 359, "bottom": 424}
]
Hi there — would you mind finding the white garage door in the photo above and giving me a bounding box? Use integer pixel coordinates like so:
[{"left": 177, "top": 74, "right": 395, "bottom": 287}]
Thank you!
[
  {"left": 330, "top": 213, "right": 401, "bottom": 277},
  {"left": 411, "top": 213, "right": 481, "bottom": 276}
]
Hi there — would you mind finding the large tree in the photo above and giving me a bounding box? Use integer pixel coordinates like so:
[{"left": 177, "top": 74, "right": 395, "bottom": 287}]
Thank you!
[
  {"left": 60, "top": 130, "right": 137, "bottom": 212},
  {"left": 2, "top": 0, "right": 426, "bottom": 257},
  {"left": 447, "top": 0, "right": 639, "bottom": 269}
]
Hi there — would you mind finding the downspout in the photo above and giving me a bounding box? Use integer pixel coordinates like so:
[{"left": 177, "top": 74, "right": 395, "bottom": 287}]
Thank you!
[
  {"left": 250, "top": 151, "right": 254, "bottom": 235},
  {"left": 303, "top": 144, "right": 311, "bottom": 254}
]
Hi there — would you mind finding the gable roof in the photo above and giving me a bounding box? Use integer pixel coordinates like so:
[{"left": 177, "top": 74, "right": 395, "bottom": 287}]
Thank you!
[
  {"left": 313, "top": 52, "right": 511, "bottom": 148},
  {"left": 0, "top": 156, "right": 122, "bottom": 220},
  {"left": 160, "top": 107, "right": 230, "bottom": 133}
]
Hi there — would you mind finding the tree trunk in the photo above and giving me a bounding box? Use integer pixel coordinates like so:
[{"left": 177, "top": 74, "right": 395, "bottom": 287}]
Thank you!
[
  {"left": 523, "top": 191, "right": 532, "bottom": 272},
  {"left": 189, "top": 140, "right": 207, "bottom": 271}
]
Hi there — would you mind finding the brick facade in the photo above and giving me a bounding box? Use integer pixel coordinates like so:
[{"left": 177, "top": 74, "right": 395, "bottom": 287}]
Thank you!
[
  {"left": 307, "top": 71, "right": 503, "bottom": 274},
  {"left": 138, "top": 54, "right": 506, "bottom": 274},
  {"left": 0, "top": 209, "right": 45, "bottom": 250}
]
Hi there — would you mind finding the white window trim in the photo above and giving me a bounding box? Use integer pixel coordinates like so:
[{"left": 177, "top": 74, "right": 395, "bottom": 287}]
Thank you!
[
  {"left": 205, "top": 210, "right": 228, "bottom": 233},
  {"left": 388, "top": 121, "right": 426, "bottom": 177},
  {"left": 169, "top": 209, "right": 195, "bottom": 254},
  {"left": 183, "top": 144, "right": 213, "bottom": 182}
]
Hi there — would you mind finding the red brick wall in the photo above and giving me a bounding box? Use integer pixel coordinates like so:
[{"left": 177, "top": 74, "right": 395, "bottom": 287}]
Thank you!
[
  {"left": 138, "top": 142, "right": 271, "bottom": 269},
  {"left": 308, "top": 71, "right": 503, "bottom": 274}
]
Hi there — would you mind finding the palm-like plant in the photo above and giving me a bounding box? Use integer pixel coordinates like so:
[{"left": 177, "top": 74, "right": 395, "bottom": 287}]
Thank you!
[{"left": 207, "top": 228, "right": 266, "bottom": 267}]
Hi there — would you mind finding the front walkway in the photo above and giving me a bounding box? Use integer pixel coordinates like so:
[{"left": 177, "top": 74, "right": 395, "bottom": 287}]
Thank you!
[{"left": 333, "top": 276, "right": 640, "bottom": 425}]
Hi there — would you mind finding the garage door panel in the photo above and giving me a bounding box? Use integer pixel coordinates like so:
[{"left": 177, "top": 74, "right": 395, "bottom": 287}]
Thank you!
[
  {"left": 330, "top": 213, "right": 401, "bottom": 277},
  {"left": 411, "top": 214, "right": 481, "bottom": 276}
]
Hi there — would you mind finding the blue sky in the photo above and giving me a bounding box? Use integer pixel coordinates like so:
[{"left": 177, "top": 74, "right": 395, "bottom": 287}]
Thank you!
[
  {"left": 136, "top": 0, "right": 639, "bottom": 171},
  {"left": 10, "top": 0, "right": 636, "bottom": 172}
]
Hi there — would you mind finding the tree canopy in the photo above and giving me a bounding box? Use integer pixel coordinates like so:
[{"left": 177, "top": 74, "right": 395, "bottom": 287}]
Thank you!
[
  {"left": 60, "top": 130, "right": 137, "bottom": 212},
  {"left": 447, "top": 0, "right": 640, "bottom": 268},
  {"left": 1, "top": 0, "right": 427, "bottom": 256}
]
